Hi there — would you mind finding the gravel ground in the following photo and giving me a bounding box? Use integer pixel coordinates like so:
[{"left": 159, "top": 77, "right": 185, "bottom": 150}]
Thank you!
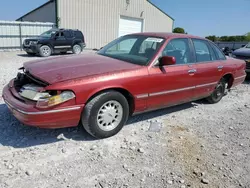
[{"left": 0, "top": 51, "right": 250, "bottom": 188}]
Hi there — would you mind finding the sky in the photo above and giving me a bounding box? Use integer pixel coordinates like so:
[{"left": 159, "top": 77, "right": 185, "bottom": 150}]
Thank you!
[{"left": 0, "top": 0, "right": 249, "bottom": 37}]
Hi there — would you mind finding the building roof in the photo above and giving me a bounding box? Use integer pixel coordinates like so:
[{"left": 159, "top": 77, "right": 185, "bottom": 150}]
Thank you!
[
  {"left": 16, "top": 0, "right": 55, "bottom": 21},
  {"left": 16, "top": 0, "right": 174, "bottom": 21},
  {"left": 147, "top": 0, "right": 174, "bottom": 21}
]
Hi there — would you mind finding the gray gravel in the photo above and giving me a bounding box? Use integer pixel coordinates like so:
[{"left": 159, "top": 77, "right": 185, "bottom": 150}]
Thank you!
[{"left": 0, "top": 51, "right": 250, "bottom": 188}]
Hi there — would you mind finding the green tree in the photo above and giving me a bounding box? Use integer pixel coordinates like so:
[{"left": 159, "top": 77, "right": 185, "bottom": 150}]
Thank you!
[
  {"left": 173, "top": 27, "right": 185, "bottom": 34},
  {"left": 205, "top": 35, "right": 217, "bottom": 42},
  {"left": 219, "top": 36, "right": 229, "bottom": 41},
  {"left": 246, "top": 32, "right": 250, "bottom": 41}
]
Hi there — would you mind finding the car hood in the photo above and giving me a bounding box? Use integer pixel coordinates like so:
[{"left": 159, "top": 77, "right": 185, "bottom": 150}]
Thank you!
[
  {"left": 233, "top": 48, "right": 250, "bottom": 57},
  {"left": 23, "top": 54, "right": 139, "bottom": 84}
]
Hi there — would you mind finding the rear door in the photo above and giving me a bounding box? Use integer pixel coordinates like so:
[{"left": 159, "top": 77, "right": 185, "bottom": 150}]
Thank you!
[
  {"left": 147, "top": 38, "right": 197, "bottom": 110},
  {"left": 190, "top": 39, "right": 225, "bottom": 99},
  {"left": 53, "top": 31, "right": 71, "bottom": 50}
]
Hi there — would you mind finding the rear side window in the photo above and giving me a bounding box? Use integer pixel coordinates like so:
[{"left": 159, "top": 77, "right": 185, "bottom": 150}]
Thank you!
[
  {"left": 210, "top": 43, "right": 226, "bottom": 60},
  {"left": 192, "top": 39, "right": 213, "bottom": 62},
  {"left": 63, "top": 31, "right": 72, "bottom": 38}
]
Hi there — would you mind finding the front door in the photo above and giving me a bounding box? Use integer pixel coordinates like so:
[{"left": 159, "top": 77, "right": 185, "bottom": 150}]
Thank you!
[{"left": 147, "top": 38, "right": 196, "bottom": 110}]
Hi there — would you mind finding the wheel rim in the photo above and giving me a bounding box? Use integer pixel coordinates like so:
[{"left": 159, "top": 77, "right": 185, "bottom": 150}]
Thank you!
[
  {"left": 42, "top": 47, "right": 50, "bottom": 55},
  {"left": 97, "top": 100, "right": 123, "bottom": 131},
  {"left": 73, "top": 45, "right": 81, "bottom": 54},
  {"left": 213, "top": 83, "right": 224, "bottom": 100}
]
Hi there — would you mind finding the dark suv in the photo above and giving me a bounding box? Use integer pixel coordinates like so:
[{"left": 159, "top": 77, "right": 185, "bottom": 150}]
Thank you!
[{"left": 23, "top": 28, "right": 86, "bottom": 57}]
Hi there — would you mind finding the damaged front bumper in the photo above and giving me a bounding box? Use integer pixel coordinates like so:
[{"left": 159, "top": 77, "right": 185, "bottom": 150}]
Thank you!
[{"left": 2, "top": 80, "right": 84, "bottom": 128}]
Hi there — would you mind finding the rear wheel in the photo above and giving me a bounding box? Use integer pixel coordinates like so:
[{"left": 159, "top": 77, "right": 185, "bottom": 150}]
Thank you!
[
  {"left": 81, "top": 91, "right": 129, "bottom": 139},
  {"left": 207, "top": 78, "right": 226, "bottom": 104},
  {"left": 72, "top": 44, "right": 82, "bottom": 54},
  {"left": 39, "top": 45, "right": 52, "bottom": 57}
]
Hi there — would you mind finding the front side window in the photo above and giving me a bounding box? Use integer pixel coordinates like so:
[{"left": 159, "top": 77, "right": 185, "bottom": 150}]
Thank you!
[
  {"left": 192, "top": 39, "right": 212, "bottom": 62},
  {"left": 55, "top": 32, "right": 64, "bottom": 37},
  {"left": 40, "top": 29, "right": 57, "bottom": 38},
  {"left": 162, "top": 38, "right": 191, "bottom": 65},
  {"left": 98, "top": 35, "right": 165, "bottom": 66},
  {"left": 210, "top": 43, "right": 226, "bottom": 60}
]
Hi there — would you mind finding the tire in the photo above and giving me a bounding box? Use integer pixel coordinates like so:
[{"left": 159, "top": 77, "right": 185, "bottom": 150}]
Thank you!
[
  {"left": 72, "top": 44, "right": 82, "bottom": 54},
  {"left": 81, "top": 91, "right": 129, "bottom": 139},
  {"left": 39, "top": 45, "right": 52, "bottom": 57},
  {"left": 207, "top": 78, "right": 226, "bottom": 104}
]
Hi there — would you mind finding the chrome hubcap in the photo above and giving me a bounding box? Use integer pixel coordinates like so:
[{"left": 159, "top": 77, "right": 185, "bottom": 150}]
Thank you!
[
  {"left": 97, "top": 100, "right": 123, "bottom": 131},
  {"left": 74, "top": 45, "right": 81, "bottom": 54},
  {"left": 42, "top": 47, "right": 50, "bottom": 55}
]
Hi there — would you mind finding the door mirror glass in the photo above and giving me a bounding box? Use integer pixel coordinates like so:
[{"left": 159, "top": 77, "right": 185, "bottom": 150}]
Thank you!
[{"left": 159, "top": 56, "right": 176, "bottom": 66}]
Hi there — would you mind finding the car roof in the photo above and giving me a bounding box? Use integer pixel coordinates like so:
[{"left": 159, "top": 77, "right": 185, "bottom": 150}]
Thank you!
[
  {"left": 50, "top": 28, "right": 81, "bottom": 32},
  {"left": 130, "top": 32, "right": 206, "bottom": 40}
]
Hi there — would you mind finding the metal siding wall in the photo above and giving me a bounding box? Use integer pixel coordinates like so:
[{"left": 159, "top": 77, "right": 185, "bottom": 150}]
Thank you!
[
  {"left": 0, "top": 21, "right": 54, "bottom": 51},
  {"left": 19, "top": 2, "right": 56, "bottom": 23},
  {"left": 58, "top": 0, "right": 173, "bottom": 49}
]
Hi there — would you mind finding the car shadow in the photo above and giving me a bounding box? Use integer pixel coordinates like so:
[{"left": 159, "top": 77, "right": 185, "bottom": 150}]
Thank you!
[
  {"left": 126, "top": 102, "right": 194, "bottom": 125},
  {"left": 0, "top": 103, "right": 94, "bottom": 149},
  {"left": 0, "top": 102, "right": 195, "bottom": 149}
]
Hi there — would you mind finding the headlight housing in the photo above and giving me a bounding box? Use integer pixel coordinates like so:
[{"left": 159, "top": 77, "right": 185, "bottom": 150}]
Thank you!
[{"left": 36, "top": 91, "right": 75, "bottom": 108}]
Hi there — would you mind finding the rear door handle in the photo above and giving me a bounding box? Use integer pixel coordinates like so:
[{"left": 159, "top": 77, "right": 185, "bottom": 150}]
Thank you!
[
  {"left": 218, "top": 65, "right": 224, "bottom": 70},
  {"left": 188, "top": 69, "right": 197, "bottom": 74}
]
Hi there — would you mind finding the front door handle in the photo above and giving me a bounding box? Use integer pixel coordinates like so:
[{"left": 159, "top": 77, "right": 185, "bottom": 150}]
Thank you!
[{"left": 188, "top": 69, "right": 197, "bottom": 74}]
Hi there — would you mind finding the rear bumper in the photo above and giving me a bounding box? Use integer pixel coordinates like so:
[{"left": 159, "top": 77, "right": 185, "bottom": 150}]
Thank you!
[
  {"left": 232, "top": 75, "right": 246, "bottom": 87},
  {"left": 2, "top": 84, "right": 84, "bottom": 128}
]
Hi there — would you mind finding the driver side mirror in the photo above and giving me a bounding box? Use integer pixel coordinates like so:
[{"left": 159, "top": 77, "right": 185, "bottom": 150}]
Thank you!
[{"left": 159, "top": 56, "right": 176, "bottom": 66}]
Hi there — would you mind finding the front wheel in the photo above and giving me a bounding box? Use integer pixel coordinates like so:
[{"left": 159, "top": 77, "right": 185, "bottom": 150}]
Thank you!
[
  {"left": 207, "top": 78, "right": 226, "bottom": 104},
  {"left": 81, "top": 91, "right": 129, "bottom": 139},
  {"left": 39, "top": 45, "right": 52, "bottom": 57}
]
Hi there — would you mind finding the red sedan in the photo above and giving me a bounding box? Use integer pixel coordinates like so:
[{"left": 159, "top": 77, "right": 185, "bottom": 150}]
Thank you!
[{"left": 2, "top": 33, "right": 246, "bottom": 138}]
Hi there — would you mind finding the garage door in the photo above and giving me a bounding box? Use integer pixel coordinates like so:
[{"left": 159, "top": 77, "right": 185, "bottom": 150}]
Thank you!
[{"left": 119, "top": 16, "right": 143, "bottom": 37}]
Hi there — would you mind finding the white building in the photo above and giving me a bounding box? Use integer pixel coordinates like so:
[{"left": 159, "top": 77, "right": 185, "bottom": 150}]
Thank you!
[{"left": 17, "top": 0, "right": 174, "bottom": 49}]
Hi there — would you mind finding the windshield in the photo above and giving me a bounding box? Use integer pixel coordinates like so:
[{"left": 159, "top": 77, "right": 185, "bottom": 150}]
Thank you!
[
  {"left": 246, "top": 43, "right": 250, "bottom": 48},
  {"left": 97, "top": 35, "right": 165, "bottom": 66},
  {"left": 40, "top": 29, "right": 57, "bottom": 38}
]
